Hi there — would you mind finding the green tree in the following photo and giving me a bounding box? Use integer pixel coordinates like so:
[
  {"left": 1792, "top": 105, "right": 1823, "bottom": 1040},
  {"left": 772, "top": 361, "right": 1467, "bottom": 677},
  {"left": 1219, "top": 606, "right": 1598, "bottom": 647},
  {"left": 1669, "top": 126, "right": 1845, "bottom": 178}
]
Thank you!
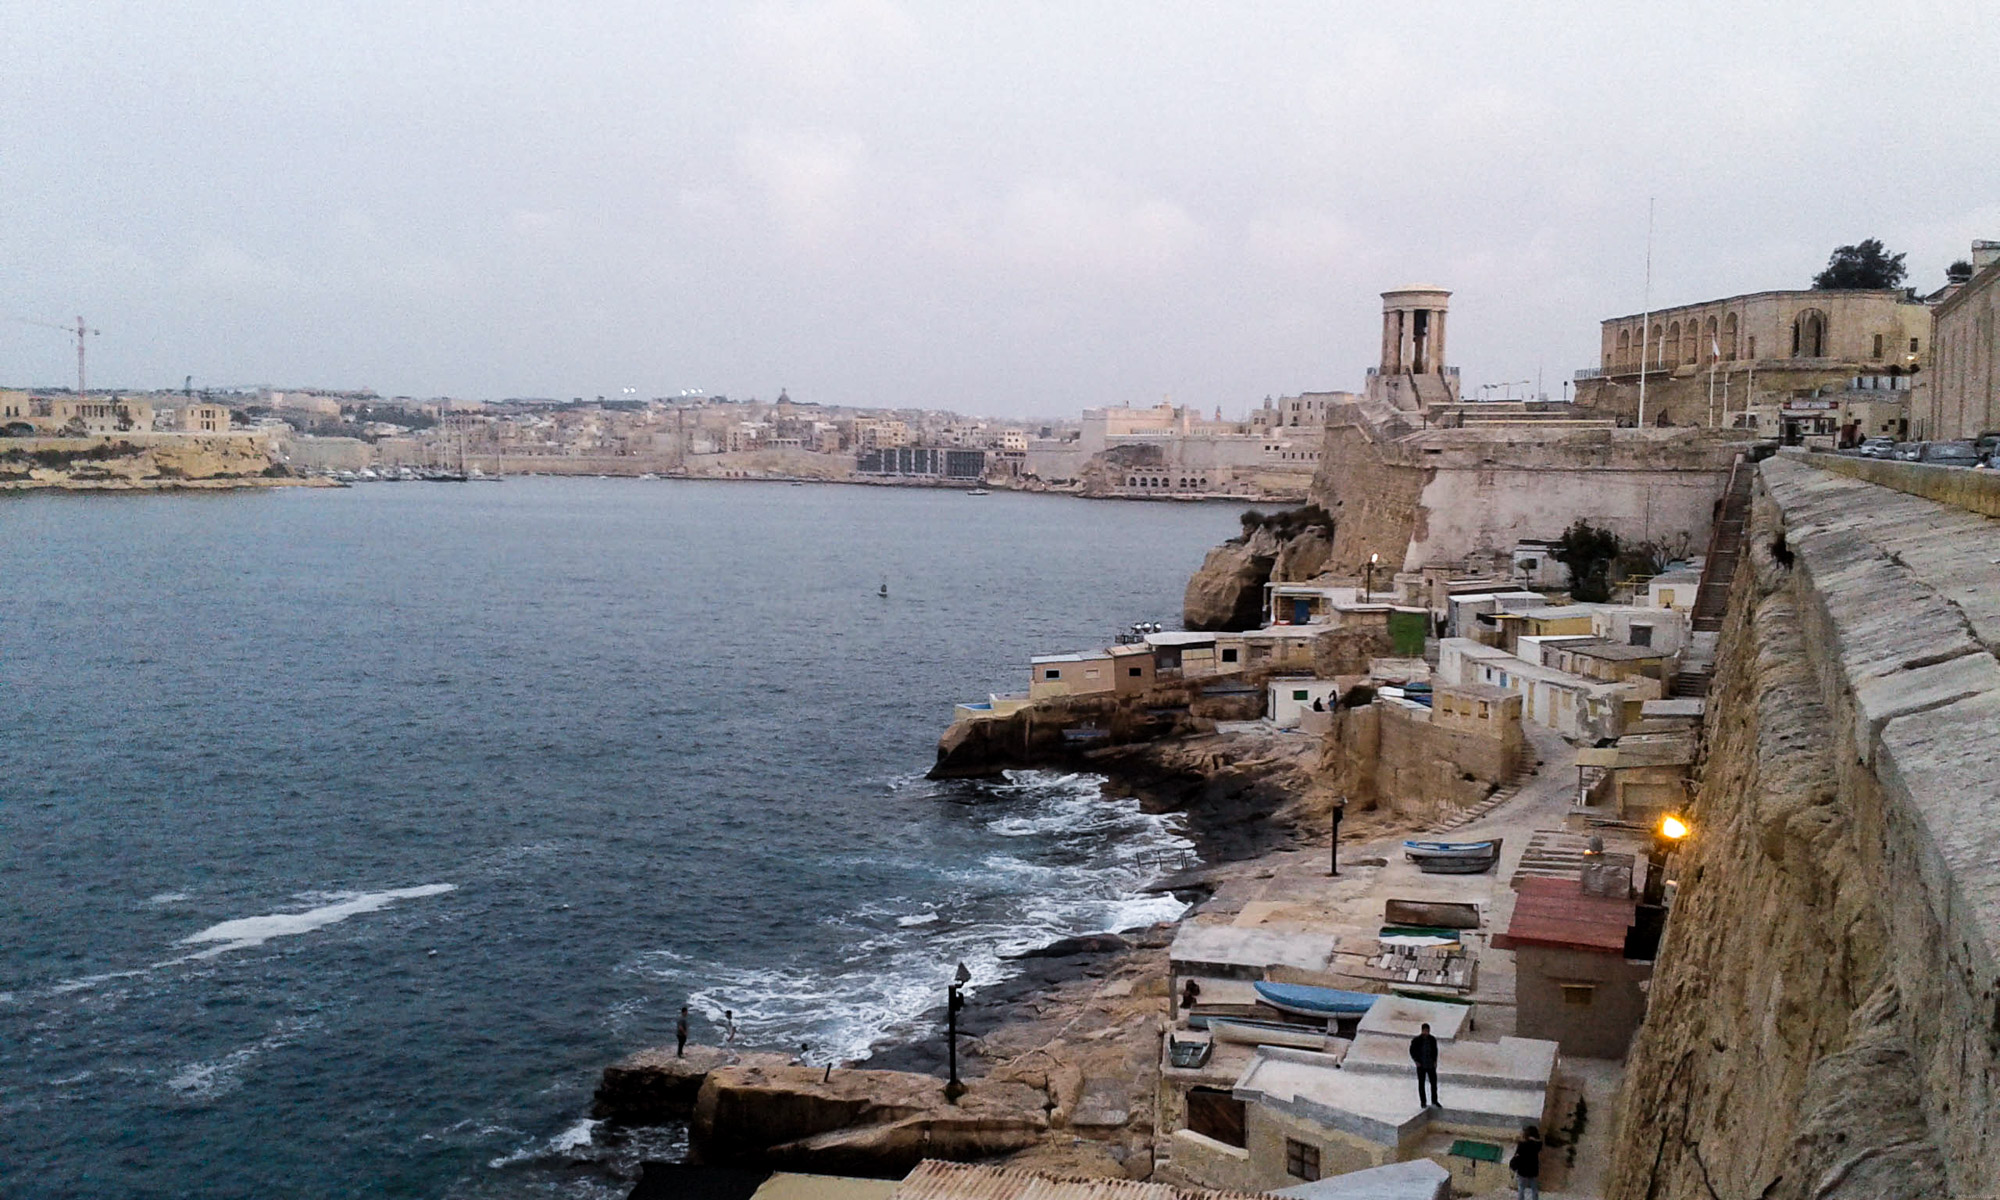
[
  {"left": 1812, "top": 239, "right": 1907, "bottom": 290},
  {"left": 1551, "top": 520, "right": 1622, "bottom": 603}
]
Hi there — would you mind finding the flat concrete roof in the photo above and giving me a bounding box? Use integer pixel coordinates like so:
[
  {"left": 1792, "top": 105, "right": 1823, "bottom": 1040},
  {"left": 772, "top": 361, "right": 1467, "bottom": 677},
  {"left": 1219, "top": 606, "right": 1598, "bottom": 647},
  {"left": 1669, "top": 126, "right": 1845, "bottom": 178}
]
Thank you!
[
  {"left": 1238, "top": 626, "right": 1322, "bottom": 641},
  {"left": 1031, "top": 652, "right": 1097, "bottom": 664},
  {"left": 1267, "top": 1157, "right": 1450, "bottom": 1200},
  {"left": 1354, "top": 994, "right": 1472, "bottom": 1042},
  {"left": 1236, "top": 1039, "right": 1554, "bottom": 1145},
  {"left": 1641, "top": 698, "right": 1706, "bottom": 718},
  {"left": 1523, "top": 604, "right": 1605, "bottom": 620},
  {"left": 1146, "top": 631, "right": 1217, "bottom": 647},
  {"left": 1169, "top": 924, "right": 1334, "bottom": 974},
  {"left": 1342, "top": 1033, "right": 1558, "bottom": 1091},
  {"left": 1561, "top": 640, "right": 1671, "bottom": 662},
  {"left": 1434, "top": 682, "right": 1513, "bottom": 702}
]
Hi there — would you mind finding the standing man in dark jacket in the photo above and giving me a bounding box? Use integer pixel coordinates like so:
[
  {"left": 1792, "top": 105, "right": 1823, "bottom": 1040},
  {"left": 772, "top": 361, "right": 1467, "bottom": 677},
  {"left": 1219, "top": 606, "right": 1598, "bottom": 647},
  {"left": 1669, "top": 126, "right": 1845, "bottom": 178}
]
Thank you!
[
  {"left": 1409, "top": 1021, "right": 1439, "bottom": 1107},
  {"left": 1510, "top": 1126, "right": 1543, "bottom": 1199}
]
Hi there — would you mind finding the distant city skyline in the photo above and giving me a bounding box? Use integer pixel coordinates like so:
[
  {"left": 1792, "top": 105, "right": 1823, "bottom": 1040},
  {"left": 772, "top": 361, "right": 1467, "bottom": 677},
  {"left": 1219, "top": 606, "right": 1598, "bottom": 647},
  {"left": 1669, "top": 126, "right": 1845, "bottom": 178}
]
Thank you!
[{"left": 4, "top": 2, "right": 1997, "bottom": 415}]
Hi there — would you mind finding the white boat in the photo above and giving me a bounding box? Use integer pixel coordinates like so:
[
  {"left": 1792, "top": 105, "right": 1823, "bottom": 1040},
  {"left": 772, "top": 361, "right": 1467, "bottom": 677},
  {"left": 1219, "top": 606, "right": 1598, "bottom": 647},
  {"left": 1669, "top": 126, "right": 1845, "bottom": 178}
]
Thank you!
[
  {"left": 1207, "top": 1017, "right": 1333, "bottom": 1051},
  {"left": 965, "top": 488, "right": 991, "bottom": 496}
]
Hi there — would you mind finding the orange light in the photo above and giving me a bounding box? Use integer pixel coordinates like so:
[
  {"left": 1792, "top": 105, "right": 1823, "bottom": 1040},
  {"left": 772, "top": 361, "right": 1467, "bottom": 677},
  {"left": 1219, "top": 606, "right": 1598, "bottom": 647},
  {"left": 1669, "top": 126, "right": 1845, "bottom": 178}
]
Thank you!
[{"left": 1659, "top": 815, "right": 1690, "bottom": 841}]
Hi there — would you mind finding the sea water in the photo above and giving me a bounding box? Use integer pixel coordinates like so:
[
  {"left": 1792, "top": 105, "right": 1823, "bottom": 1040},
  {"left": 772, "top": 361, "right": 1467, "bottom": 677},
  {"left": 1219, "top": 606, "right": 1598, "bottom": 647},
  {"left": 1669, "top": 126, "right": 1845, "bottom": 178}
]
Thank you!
[{"left": 0, "top": 479, "right": 1238, "bottom": 1198}]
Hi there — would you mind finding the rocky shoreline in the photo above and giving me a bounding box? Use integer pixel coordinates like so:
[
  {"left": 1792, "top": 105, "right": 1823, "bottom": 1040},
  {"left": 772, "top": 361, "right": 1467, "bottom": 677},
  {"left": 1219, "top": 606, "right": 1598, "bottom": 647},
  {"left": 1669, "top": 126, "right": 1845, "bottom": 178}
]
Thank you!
[{"left": 591, "top": 723, "right": 1418, "bottom": 1182}]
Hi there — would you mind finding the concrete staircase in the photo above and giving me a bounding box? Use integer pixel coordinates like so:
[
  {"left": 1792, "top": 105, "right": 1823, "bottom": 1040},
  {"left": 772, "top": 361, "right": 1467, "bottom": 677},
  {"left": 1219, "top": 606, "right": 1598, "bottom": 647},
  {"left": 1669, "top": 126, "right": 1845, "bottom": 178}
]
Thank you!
[
  {"left": 1692, "top": 454, "right": 1754, "bottom": 633},
  {"left": 1429, "top": 757, "right": 1537, "bottom": 833}
]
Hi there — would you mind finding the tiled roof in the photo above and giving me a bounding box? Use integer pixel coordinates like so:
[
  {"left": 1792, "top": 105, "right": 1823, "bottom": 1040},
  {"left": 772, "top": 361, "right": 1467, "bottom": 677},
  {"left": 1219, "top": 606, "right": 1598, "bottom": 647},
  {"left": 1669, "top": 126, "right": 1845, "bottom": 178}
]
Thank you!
[
  {"left": 894, "top": 1161, "right": 1266, "bottom": 1200},
  {"left": 1493, "top": 876, "right": 1637, "bottom": 954}
]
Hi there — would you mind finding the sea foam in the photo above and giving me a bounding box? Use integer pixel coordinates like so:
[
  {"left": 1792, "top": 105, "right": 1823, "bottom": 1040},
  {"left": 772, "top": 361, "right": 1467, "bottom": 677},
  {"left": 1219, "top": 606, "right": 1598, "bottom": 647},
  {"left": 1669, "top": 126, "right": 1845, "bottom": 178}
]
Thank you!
[{"left": 177, "top": 884, "right": 456, "bottom": 959}]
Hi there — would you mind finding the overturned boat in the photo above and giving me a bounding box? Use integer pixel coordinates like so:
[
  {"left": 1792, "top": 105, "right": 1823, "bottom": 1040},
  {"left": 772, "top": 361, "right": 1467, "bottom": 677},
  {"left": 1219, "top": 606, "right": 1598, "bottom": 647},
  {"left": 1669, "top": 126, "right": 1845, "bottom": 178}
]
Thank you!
[
  {"left": 1252, "top": 981, "right": 1381, "bottom": 1019},
  {"left": 1403, "top": 837, "right": 1503, "bottom": 874}
]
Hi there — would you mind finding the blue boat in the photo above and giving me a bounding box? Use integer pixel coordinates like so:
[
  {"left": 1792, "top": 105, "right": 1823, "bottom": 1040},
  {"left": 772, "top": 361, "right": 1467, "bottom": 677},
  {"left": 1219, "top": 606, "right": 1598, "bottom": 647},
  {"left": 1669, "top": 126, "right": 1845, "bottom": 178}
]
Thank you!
[{"left": 1253, "top": 981, "right": 1381, "bottom": 1018}]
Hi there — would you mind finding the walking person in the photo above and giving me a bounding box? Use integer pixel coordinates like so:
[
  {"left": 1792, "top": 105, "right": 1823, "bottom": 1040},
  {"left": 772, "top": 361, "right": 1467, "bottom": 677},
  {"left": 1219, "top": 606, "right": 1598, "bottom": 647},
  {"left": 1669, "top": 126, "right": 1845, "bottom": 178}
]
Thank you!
[
  {"left": 1510, "top": 1125, "right": 1543, "bottom": 1200},
  {"left": 724, "top": 1009, "right": 736, "bottom": 1046},
  {"left": 1409, "top": 1021, "right": 1439, "bottom": 1108},
  {"left": 676, "top": 1005, "right": 690, "bottom": 1058}
]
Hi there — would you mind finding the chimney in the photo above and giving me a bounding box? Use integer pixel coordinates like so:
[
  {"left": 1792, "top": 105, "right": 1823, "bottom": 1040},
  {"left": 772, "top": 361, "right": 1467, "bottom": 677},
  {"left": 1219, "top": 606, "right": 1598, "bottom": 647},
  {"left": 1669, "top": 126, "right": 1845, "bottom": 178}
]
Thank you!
[{"left": 1974, "top": 240, "right": 2000, "bottom": 272}]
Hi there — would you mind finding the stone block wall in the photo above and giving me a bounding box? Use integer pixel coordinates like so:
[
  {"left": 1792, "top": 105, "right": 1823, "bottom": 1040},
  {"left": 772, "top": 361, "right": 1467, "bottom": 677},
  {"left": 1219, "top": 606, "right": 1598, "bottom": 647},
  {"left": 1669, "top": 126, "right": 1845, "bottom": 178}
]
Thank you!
[
  {"left": 1796, "top": 448, "right": 2000, "bottom": 518},
  {"left": 1608, "top": 455, "right": 2000, "bottom": 1200}
]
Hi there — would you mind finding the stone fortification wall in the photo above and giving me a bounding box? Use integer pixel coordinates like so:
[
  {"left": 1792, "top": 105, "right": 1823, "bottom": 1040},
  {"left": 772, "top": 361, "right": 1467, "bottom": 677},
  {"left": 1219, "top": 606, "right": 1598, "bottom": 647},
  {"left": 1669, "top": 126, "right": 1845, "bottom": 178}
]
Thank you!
[
  {"left": 1796, "top": 448, "right": 2000, "bottom": 518},
  {"left": 1308, "top": 397, "right": 1745, "bottom": 575},
  {"left": 1609, "top": 456, "right": 2000, "bottom": 1200}
]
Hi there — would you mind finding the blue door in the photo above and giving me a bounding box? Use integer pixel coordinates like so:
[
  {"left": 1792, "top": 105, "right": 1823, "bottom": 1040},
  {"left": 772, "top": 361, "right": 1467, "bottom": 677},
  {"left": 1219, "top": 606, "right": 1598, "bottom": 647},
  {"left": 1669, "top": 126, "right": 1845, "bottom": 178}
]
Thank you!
[{"left": 1293, "top": 599, "right": 1311, "bottom": 624}]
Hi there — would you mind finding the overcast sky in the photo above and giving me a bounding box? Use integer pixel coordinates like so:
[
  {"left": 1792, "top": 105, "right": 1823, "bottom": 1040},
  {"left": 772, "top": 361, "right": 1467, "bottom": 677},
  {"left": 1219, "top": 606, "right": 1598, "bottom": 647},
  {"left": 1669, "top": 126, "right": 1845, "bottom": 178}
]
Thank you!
[{"left": 4, "top": 2, "right": 1997, "bottom": 417}]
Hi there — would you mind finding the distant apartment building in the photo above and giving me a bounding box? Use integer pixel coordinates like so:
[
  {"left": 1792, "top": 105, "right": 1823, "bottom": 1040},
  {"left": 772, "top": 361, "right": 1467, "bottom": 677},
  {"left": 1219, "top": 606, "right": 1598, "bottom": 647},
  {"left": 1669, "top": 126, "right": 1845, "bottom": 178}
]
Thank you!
[
  {"left": 850, "top": 418, "right": 911, "bottom": 450},
  {"left": 855, "top": 445, "right": 985, "bottom": 479},
  {"left": 182, "top": 401, "right": 231, "bottom": 433},
  {"left": 1, "top": 394, "right": 156, "bottom": 435},
  {"left": 1919, "top": 241, "right": 2000, "bottom": 440}
]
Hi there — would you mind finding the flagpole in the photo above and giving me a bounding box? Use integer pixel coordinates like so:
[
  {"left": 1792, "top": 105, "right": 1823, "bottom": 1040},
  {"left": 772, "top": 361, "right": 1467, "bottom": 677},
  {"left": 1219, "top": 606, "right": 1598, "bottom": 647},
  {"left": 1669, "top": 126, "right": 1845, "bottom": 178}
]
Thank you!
[
  {"left": 1707, "top": 332, "right": 1719, "bottom": 427},
  {"left": 1638, "top": 199, "right": 1654, "bottom": 428}
]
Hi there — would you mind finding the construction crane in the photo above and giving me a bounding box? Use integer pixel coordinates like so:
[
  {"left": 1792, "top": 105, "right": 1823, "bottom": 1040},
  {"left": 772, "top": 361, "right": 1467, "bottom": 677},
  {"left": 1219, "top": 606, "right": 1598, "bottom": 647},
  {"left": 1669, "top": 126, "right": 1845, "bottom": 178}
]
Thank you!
[{"left": 7, "top": 315, "right": 99, "bottom": 397}]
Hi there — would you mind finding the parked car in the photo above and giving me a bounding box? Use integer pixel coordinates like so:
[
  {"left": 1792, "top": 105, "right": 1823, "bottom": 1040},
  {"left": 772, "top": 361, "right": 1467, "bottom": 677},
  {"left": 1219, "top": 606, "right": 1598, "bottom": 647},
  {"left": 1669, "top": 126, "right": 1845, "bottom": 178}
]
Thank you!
[
  {"left": 1857, "top": 437, "right": 1896, "bottom": 458},
  {"left": 1976, "top": 431, "right": 2000, "bottom": 458},
  {"left": 1890, "top": 441, "right": 1923, "bottom": 461},
  {"left": 1920, "top": 440, "right": 1982, "bottom": 467}
]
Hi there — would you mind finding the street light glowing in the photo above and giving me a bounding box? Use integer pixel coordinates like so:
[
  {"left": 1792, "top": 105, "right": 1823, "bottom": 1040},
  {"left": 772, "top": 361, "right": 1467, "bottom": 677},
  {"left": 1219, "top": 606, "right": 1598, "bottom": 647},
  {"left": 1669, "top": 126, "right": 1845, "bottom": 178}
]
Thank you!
[{"left": 1659, "top": 815, "right": 1690, "bottom": 840}]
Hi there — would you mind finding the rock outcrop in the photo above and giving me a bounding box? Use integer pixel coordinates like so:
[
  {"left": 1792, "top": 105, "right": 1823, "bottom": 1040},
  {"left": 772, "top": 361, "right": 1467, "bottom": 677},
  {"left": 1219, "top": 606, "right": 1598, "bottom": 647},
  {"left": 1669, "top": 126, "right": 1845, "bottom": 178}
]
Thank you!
[
  {"left": 1181, "top": 515, "right": 1340, "bottom": 631},
  {"left": 0, "top": 433, "right": 313, "bottom": 490},
  {"left": 1182, "top": 540, "right": 1276, "bottom": 631},
  {"left": 690, "top": 1060, "right": 1047, "bottom": 1176},
  {"left": 594, "top": 1047, "right": 790, "bottom": 1125}
]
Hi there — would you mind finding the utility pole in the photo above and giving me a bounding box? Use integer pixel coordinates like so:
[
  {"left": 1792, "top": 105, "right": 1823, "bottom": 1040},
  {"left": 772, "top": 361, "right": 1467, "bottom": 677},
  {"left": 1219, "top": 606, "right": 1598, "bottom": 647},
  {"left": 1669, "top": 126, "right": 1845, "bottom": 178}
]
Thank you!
[{"left": 1638, "top": 199, "right": 1654, "bottom": 429}]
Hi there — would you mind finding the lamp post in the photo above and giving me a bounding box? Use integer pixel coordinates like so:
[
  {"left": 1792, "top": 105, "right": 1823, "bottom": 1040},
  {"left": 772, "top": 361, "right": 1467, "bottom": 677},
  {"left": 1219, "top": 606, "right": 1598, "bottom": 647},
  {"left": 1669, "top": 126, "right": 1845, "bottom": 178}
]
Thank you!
[
  {"left": 1644, "top": 814, "right": 1690, "bottom": 906},
  {"left": 945, "top": 961, "right": 971, "bottom": 1101},
  {"left": 1329, "top": 797, "right": 1346, "bottom": 876},
  {"left": 1364, "top": 552, "right": 1379, "bottom": 599}
]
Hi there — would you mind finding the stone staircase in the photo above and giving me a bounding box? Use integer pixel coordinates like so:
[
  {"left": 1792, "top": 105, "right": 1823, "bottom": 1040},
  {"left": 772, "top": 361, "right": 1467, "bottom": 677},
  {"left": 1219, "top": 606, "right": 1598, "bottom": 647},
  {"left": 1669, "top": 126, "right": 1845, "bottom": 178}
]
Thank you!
[
  {"left": 1429, "top": 757, "right": 1537, "bottom": 833},
  {"left": 1671, "top": 666, "right": 1713, "bottom": 698},
  {"left": 1692, "top": 454, "right": 1754, "bottom": 633}
]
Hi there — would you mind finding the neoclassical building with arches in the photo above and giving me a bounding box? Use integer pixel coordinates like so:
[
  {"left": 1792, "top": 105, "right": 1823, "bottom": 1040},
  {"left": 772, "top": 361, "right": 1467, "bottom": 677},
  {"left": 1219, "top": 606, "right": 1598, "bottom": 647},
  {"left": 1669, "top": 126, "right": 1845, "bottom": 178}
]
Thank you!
[{"left": 1576, "top": 289, "right": 1932, "bottom": 427}]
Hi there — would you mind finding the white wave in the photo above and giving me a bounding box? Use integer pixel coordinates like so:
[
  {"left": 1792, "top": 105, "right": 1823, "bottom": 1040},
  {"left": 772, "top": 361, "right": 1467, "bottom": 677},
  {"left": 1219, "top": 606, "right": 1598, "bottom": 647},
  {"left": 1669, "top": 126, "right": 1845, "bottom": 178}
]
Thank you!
[
  {"left": 166, "top": 1016, "right": 318, "bottom": 1100},
  {"left": 637, "top": 772, "right": 1195, "bottom": 1066},
  {"left": 177, "top": 884, "right": 456, "bottom": 959},
  {"left": 143, "top": 891, "right": 190, "bottom": 905},
  {"left": 550, "top": 1118, "right": 598, "bottom": 1152},
  {"left": 487, "top": 1118, "right": 600, "bottom": 1169}
]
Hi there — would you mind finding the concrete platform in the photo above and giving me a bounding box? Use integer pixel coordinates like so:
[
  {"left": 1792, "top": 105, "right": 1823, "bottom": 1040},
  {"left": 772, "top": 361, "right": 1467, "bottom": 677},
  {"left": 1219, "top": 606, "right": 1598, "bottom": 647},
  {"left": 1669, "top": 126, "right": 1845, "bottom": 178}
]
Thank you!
[{"left": 1354, "top": 994, "right": 1471, "bottom": 1042}]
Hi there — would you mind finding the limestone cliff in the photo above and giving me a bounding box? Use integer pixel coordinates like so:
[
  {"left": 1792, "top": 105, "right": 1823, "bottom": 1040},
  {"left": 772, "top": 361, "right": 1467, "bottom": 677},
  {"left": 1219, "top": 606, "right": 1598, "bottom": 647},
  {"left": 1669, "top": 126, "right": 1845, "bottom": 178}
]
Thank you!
[
  {"left": 1608, "top": 456, "right": 2000, "bottom": 1200},
  {"left": 0, "top": 433, "right": 310, "bottom": 490},
  {"left": 1181, "top": 517, "right": 1337, "bottom": 631}
]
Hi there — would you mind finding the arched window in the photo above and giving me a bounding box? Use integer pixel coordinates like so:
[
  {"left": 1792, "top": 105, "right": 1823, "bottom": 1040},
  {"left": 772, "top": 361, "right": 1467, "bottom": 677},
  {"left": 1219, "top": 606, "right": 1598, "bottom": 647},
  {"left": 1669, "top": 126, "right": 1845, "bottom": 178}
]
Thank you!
[
  {"left": 1617, "top": 328, "right": 1632, "bottom": 368},
  {"left": 1666, "top": 322, "right": 1682, "bottom": 367},
  {"left": 1723, "top": 313, "right": 1739, "bottom": 361},
  {"left": 1703, "top": 316, "right": 1719, "bottom": 364},
  {"left": 1652, "top": 325, "right": 1666, "bottom": 367},
  {"left": 1792, "top": 309, "right": 1828, "bottom": 358}
]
